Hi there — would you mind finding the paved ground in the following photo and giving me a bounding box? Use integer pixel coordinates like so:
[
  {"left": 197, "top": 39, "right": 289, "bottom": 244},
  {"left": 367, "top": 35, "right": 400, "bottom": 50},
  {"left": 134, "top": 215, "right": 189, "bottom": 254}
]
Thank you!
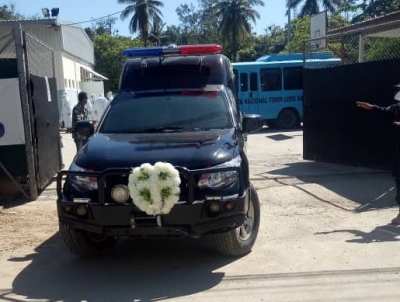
[{"left": 1, "top": 128, "right": 400, "bottom": 302}]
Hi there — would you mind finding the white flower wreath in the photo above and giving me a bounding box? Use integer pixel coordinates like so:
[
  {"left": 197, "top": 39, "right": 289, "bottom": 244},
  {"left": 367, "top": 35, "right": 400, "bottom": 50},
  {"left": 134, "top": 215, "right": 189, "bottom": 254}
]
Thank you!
[{"left": 128, "top": 162, "right": 181, "bottom": 216}]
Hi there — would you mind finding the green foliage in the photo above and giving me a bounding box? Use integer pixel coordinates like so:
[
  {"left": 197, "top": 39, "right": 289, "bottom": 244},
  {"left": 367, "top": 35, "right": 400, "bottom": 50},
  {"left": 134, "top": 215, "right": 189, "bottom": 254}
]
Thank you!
[
  {"left": 0, "top": 4, "right": 24, "bottom": 20},
  {"left": 213, "top": 0, "right": 265, "bottom": 61},
  {"left": 352, "top": 0, "right": 400, "bottom": 23},
  {"left": 284, "top": 16, "right": 311, "bottom": 53},
  {"left": 84, "top": 17, "right": 118, "bottom": 41},
  {"left": 93, "top": 35, "right": 142, "bottom": 92},
  {"left": 118, "top": 0, "right": 164, "bottom": 46},
  {"left": 365, "top": 37, "right": 400, "bottom": 62},
  {"left": 288, "top": 0, "right": 343, "bottom": 17}
]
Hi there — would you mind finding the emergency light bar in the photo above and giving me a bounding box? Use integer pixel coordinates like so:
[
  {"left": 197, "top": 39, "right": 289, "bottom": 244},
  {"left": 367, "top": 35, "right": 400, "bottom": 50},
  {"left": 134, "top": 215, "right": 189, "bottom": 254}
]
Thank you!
[{"left": 122, "top": 44, "right": 223, "bottom": 57}]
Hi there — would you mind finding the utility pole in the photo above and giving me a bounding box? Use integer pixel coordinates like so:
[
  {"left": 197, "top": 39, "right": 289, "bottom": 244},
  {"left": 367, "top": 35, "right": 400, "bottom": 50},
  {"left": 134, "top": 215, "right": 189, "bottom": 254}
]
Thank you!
[{"left": 287, "top": 0, "right": 292, "bottom": 52}]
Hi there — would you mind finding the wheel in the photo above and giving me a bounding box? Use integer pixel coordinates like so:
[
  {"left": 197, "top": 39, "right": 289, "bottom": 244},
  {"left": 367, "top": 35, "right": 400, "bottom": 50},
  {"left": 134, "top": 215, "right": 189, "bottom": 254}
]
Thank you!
[
  {"left": 276, "top": 108, "right": 299, "bottom": 129},
  {"left": 59, "top": 223, "right": 117, "bottom": 257},
  {"left": 209, "top": 184, "right": 260, "bottom": 257}
]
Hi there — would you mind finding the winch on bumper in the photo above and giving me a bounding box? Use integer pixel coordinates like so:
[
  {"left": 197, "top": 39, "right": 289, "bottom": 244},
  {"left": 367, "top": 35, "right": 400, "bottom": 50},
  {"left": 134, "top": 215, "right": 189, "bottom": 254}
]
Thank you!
[{"left": 56, "top": 167, "right": 249, "bottom": 238}]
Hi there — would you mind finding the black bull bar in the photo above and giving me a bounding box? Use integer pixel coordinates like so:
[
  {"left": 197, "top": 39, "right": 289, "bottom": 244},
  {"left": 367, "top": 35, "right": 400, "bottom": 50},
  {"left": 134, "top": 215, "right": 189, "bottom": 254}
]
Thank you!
[{"left": 56, "top": 166, "right": 245, "bottom": 203}]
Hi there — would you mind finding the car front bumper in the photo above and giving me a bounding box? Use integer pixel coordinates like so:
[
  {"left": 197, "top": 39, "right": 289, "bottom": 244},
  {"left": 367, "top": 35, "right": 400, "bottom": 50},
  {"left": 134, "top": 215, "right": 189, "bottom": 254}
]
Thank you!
[{"left": 56, "top": 167, "right": 249, "bottom": 237}]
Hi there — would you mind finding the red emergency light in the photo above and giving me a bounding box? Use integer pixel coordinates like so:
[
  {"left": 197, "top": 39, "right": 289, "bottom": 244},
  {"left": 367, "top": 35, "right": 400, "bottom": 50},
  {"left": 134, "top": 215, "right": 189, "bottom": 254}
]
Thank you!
[{"left": 123, "top": 44, "right": 223, "bottom": 57}]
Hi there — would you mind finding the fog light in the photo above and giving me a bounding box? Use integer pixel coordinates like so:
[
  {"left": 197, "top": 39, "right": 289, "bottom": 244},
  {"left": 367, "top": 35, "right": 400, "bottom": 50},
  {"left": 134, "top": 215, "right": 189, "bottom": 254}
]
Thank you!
[
  {"left": 76, "top": 205, "right": 87, "bottom": 216},
  {"left": 63, "top": 205, "right": 73, "bottom": 213},
  {"left": 209, "top": 202, "right": 220, "bottom": 213},
  {"left": 111, "top": 185, "right": 129, "bottom": 203},
  {"left": 225, "top": 202, "right": 234, "bottom": 211}
]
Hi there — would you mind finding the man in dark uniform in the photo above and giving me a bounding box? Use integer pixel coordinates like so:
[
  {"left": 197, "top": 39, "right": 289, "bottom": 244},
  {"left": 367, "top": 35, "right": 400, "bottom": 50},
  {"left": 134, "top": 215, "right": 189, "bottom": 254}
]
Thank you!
[
  {"left": 357, "top": 84, "right": 400, "bottom": 225},
  {"left": 72, "top": 91, "right": 89, "bottom": 152}
]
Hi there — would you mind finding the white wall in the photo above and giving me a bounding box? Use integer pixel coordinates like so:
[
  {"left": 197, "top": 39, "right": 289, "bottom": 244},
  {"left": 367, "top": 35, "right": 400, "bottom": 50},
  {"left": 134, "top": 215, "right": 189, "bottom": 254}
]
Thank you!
[{"left": 81, "top": 81, "right": 105, "bottom": 97}]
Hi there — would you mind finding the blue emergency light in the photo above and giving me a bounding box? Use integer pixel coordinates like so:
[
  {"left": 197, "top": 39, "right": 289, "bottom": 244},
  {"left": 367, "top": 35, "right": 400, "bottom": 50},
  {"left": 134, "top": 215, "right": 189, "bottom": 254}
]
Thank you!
[{"left": 122, "top": 44, "right": 223, "bottom": 58}]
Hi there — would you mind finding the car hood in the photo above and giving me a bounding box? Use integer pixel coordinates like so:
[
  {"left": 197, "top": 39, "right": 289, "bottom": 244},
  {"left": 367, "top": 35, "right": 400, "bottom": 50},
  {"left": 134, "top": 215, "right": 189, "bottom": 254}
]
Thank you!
[{"left": 73, "top": 129, "right": 239, "bottom": 171}]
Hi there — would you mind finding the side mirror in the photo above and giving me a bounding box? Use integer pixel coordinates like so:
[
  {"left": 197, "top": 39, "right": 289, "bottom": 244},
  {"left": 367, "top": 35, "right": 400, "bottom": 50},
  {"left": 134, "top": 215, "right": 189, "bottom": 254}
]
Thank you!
[
  {"left": 74, "top": 120, "right": 94, "bottom": 139},
  {"left": 242, "top": 114, "right": 263, "bottom": 134}
]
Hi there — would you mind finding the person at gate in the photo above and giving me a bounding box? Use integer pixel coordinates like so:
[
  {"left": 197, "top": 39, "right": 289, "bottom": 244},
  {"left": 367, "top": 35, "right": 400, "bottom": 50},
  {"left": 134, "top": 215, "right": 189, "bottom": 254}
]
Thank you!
[
  {"left": 85, "top": 93, "right": 95, "bottom": 121},
  {"left": 72, "top": 91, "right": 89, "bottom": 152},
  {"left": 93, "top": 93, "right": 109, "bottom": 123},
  {"left": 356, "top": 83, "right": 400, "bottom": 225},
  {"left": 61, "top": 92, "right": 73, "bottom": 133}
]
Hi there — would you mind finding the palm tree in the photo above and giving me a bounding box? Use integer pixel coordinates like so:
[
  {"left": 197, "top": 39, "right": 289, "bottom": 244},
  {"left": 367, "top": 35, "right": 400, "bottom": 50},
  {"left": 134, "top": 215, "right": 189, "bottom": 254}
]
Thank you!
[
  {"left": 118, "top": 0, "right": 164, "bottom": 46},
  {"left": 149, "top": 21, "right": 168, "bottom": 45},
  {"left": 288, "top": 0, "right": 343, "bottom": 17},
  {"left": 212, "top": 0, "right": 265, "bottom": 61}
]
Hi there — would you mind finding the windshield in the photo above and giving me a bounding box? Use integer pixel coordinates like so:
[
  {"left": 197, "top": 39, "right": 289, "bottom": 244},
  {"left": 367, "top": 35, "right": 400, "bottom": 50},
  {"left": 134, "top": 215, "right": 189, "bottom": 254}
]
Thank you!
[{"left": 99, "top": 91, "right": 233, "bottom": 133}]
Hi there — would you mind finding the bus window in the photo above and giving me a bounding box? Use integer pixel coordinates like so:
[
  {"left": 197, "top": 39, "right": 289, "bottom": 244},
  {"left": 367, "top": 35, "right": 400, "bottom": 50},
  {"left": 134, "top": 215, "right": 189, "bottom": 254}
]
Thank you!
[
  {"left": 240, "top": 73, "right": 248, "bottom": 92},
  {"left": 233, "top": 69, "right": 239, "bottom": 92},
  {"left": 283, "top": 67, "right": 303, "bottom": 90},
  {"left": 250, "top": 72, "right": 258, "bottom": 91},
  {"left": 260, "top": 68, "right": 282, "bottom": 91}
]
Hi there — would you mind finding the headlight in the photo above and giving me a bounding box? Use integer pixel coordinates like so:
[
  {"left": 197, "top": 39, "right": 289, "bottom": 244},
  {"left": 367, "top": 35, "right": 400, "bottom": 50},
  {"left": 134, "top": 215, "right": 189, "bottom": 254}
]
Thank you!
[
  {"left": 69, "top": 162, "right": 98, "bottom": 190},
  {"left": 198, "top": 156, "right": 241, "bottom": 190}
]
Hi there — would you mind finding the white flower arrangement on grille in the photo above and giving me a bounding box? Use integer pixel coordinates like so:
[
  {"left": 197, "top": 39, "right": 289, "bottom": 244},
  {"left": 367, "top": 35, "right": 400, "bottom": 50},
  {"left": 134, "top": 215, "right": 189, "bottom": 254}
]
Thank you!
[{"left": 128, "top": 162, "right": 181, "bottom": 216}]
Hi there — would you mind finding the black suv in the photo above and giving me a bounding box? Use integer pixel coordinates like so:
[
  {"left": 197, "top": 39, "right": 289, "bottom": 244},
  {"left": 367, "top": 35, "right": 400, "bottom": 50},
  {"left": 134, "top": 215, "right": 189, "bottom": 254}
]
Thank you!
[{"left": 56, "top": 44, "right": 263, "bottom": 257}]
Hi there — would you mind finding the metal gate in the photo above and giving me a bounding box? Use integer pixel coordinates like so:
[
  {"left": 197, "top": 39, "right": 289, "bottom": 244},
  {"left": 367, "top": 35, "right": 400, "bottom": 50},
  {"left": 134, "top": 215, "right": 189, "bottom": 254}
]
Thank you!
[
  {"left": 302, "top": 19, "right": 400, "bottom": 170},
  {"left": 0, "top": 24, "right": 62, "bottom": 203},
  {"left": 24, "top": 32, "right": 62, "bottom": 191}
]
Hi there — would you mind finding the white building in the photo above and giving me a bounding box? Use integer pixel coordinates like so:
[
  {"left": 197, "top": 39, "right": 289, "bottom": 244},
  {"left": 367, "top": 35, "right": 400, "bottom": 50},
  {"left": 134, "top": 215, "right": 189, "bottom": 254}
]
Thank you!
[{"left": 0, "top": 18, "right": 107, "bottom": 113}]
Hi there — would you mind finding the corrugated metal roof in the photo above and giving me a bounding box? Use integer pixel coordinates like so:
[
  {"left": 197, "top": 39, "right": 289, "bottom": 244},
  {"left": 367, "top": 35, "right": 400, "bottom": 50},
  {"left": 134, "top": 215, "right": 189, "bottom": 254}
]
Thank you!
[
  {"left": 0, "top": 18, "right": 93, "bottom": 62},
  {"left": 328, "top": 10, "right": 400, "bottom": 35}
]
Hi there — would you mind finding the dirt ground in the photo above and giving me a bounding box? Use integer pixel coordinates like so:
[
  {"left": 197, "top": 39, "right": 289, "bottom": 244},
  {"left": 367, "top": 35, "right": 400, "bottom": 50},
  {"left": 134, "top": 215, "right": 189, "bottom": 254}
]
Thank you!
[
  {"left": 1, "top": 130, "right": 400, "bottom": 302},
  {"left": 0, "top": 190, "right": 59, "bottom": 257}
]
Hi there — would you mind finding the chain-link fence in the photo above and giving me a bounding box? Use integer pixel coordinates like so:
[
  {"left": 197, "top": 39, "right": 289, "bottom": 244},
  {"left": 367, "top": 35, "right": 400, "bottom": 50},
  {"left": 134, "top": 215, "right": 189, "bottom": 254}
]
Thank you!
[
  {"left": 0, "top": 30, "right": 18, "bottom": 78},
  {"left": 303, "top": 19, "right": 400, "bottom": 69},
  {"left": 25, "top": 32, "right": 54, "bottom": 78}
]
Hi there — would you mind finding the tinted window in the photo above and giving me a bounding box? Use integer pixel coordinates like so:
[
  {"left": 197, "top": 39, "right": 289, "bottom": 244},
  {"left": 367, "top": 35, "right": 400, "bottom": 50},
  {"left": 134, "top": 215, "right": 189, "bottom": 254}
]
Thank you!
[
  {"left": 100, "top": 92, "right": 232, "bottom": 133},
  {"left": 240, "top": 73, "right": 248, "bottom": 92},
  {"left": 233, "top": 69, "right": 239, "bottom": 92},
  {"left": 250, "top": 72, "right": 258, "bottom": 91},
  {"left": 260, "top": 68, "right": 282, "bottom": 91},
  {"left": 283, "top": 67, "right": 303, "bottom": 90}
]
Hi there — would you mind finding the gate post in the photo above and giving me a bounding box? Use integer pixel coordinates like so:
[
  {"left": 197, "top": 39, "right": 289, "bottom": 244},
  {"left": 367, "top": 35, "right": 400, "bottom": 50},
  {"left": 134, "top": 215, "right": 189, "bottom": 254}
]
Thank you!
[{"left": 14, "top": 23, "right": 38, "bottom": 200}]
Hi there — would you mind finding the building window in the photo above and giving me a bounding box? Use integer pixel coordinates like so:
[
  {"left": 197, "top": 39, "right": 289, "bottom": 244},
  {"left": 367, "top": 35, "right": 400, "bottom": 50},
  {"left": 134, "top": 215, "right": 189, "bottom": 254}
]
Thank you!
[{"left": 64, "top": 79, "right": 68, "bottom": 88}]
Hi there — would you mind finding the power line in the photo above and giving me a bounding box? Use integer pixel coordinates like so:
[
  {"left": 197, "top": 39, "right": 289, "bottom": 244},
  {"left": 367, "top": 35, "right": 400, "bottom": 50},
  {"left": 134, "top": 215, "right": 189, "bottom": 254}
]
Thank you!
[{"left": 64, "top": 10, "right": 124, "bottom": 26}]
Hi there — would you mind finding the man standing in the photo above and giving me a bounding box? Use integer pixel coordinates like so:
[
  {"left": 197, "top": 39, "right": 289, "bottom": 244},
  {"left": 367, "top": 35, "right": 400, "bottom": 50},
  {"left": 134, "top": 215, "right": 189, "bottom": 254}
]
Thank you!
[
  {"left": 72, "top": 91, "right": 89, "bottom": 152},
  {"left": 93, "top": 93, "right": 109, "bottom": 123},
  {"left": 61, "top": 92, "right": 73, "bottom": 133},
  {"left": 356, "top": 84, "right": 400, "bottom": 225}
]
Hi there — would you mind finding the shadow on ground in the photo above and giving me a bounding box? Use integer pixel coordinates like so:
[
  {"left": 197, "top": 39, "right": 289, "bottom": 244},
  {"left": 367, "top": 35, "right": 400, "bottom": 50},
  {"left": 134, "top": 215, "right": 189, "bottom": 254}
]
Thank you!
[
  {"left": 255, "top": 161, "right": 396, "bottom": 212},
  {"left": 315, "top": 224, "right": 400, "bottom": 243},
  {"left": 3, "top": 233, "right": 238, "bottom": 302}
]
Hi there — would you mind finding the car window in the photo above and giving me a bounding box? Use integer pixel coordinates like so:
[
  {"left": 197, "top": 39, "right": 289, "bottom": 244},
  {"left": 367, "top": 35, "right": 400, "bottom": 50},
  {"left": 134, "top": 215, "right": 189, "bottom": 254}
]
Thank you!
[{"left": 99, "top": 91, "right": 233, "bottom": 133}]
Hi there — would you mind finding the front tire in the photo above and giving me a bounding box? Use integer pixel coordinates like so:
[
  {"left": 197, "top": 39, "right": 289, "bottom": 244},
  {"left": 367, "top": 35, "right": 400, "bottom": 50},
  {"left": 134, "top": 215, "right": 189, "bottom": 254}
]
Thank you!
[
  {"left": 59, "top": 223, "right": 117, "bottom": 257},
  {"left": 209, "top": 184, "right": 260, "bottom": 257}
]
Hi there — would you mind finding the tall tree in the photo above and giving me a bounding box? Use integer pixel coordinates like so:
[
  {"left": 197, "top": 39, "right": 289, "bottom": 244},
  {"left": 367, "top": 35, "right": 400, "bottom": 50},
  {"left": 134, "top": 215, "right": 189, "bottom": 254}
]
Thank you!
[
  {"left": 85, "top": 16, "right": 118, "bottom": 41},
  {"left": 0, "top": 4, "right": 24, "bottom": 20},
  {"left": 118, "top": 0, "right": 164, "bottom": 46},
  {"left": 288, "top": 0, "right": 343, "bottom": 17},
  {"left": 212, "top": 0, "right": 265, "bottom": 61},
  {"left": 352, "top": 0, "right": 400, "bottom": 23},
  {"left": 93, "top": 35, "right": 142, "bottom": 92}
]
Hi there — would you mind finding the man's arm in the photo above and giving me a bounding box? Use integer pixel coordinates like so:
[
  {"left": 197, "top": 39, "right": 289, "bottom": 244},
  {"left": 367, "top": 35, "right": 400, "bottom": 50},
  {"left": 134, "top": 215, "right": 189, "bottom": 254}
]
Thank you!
[
  {"left": 71, "top": 107, "right": 79, "bottom": 132},
  {"left": 356, "top": 101, "right": 400, "bottom": 119}
]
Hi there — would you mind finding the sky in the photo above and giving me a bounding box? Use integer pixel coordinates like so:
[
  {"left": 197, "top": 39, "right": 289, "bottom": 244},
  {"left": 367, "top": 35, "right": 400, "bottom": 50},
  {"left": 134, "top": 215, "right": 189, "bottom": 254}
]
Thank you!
[{"left": 7, "top": 0, "right": 288, "bottom": 36}]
